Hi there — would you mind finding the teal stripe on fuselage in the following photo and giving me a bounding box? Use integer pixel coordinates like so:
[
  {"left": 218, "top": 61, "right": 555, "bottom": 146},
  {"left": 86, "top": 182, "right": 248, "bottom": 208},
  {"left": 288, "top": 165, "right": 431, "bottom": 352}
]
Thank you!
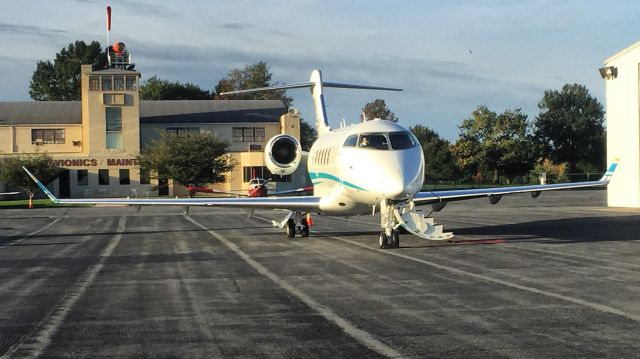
[{"left": 309, "top": 172, "right": 368, "bottom": 192}]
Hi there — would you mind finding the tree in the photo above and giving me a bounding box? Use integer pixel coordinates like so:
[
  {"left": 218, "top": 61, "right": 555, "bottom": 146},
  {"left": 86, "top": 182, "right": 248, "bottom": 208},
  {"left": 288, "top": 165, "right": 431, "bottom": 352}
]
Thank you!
[
  {"left": 136, "top": 132, "right": 234, "bottom": 197},
  {"left": 529, "top": 159, "right": 569, "bottom": 184},
  {"left": 451, "top": 106, "right": 533, "bottom": 183},
  {"left": 300, "top": 119, "right": 318, "bottom": 151},
  {"left": 214, "top": 61, "right": 292, "bottom": 107},
  {"left": 533, "top": 84, "right": 605, "bottom": 172},
  {"left": 29, "top": 40, "right": 108, "bottom": 101},
  {"left": 410, "top": 125, "right": 457, "bottom": 181},
  {"left": 0, "top": 153, "right": 58, "bottom": 208},
  {"left": 362, "top": 99, "right": 397, "bottom": 122},
  {"left": 140, "top": 76, "right": 212, "bottom": 100}
]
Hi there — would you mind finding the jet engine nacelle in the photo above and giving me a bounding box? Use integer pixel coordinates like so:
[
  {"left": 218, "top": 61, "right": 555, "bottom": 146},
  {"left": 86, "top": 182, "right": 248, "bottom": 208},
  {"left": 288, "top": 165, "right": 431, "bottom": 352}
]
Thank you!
[{"left": 264, "top": 134, "right": 302, "bottom": 176}]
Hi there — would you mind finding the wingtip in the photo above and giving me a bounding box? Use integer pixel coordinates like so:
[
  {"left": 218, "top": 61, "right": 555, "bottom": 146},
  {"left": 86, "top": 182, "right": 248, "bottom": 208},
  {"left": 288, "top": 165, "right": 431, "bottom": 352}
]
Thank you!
[
  {"left": 22, "top": 166, "right": 59, "bottom": 202},
  {"left": 600, "top": 157, "right": 621, "bottom": 182}
]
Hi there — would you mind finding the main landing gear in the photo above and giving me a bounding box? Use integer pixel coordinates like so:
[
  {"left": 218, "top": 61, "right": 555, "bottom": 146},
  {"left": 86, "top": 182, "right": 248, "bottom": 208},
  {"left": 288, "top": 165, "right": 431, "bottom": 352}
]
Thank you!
[{"left": 274, "top": 211, "right": 310, "bottom": 238}]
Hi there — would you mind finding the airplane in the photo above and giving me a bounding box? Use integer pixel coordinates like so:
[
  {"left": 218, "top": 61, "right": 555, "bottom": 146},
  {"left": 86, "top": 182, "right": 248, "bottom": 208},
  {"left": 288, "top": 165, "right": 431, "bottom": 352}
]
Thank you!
[
  {"left": 186, "top": 178, "right": 313, "bottom": 198},
  {"left": 23, "top": 69, "right": 619, "bottom": 249}
]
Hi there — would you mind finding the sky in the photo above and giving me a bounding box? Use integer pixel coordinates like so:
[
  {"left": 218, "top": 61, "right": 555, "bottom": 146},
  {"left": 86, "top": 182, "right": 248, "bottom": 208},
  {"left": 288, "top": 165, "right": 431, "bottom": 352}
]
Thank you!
[{"left": 2, "top": 0, "right": 638, "bottom": 140}]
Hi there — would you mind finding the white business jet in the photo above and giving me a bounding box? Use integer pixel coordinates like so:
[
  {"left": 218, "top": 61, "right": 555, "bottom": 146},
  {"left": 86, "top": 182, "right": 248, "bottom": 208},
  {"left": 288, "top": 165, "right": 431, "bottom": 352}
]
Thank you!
[{"left": 23, "top": 70, "right": 618, "bottom": 248}]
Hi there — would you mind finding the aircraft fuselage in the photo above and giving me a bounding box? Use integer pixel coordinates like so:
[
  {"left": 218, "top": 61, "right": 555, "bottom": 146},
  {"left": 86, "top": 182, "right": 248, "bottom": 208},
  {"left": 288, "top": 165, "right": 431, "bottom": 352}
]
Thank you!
[{"left": 307, "top": 119, "right": 425, "bottom": 215}]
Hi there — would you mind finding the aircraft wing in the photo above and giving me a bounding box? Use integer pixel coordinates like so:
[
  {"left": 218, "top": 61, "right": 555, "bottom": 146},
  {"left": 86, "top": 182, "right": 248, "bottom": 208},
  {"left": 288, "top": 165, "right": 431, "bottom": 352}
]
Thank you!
[
  {"left": 22, "top": 167, "right": 321, "bottom": 211},
  {"left": 414, "top": 159, "right": 618, "bottom": 206}
]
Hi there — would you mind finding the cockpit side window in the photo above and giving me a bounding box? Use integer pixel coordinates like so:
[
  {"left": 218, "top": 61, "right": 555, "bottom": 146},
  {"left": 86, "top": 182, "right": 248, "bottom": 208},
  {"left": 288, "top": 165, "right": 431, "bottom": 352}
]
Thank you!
[
  {"left": 359, "top": 133, "right": 389, "bottom": 150},
  {"left": 343, "top": 135, "right": 358, "bottom": 147},
  {"left": 389, "top": 131, "right": 416, "bottom": 150}
]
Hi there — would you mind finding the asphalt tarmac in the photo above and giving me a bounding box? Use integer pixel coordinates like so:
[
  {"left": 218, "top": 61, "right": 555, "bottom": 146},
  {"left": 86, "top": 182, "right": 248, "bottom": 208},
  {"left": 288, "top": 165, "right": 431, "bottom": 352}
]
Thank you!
[{"left": 0, "top": 189, "right": 639, "bottom": 358}]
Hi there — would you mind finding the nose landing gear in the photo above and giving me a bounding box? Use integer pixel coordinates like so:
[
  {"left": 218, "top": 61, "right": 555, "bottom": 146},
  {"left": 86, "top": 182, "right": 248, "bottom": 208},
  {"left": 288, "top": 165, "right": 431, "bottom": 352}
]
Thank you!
[
  {"left": 379, "top": 229, "right": 400, "bottom": 249},
  {"left": 379, "top": 198, "right": 453, "bottom": 249}
]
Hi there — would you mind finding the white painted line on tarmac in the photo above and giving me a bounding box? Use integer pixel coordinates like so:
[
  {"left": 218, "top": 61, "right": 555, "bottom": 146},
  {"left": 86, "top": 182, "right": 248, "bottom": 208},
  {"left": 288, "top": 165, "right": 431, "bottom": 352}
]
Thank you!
[
  {"left": 0, "top": 217, "right": 62, "bottom": 250},
  {"left": 1, "top": 217, "right": 126, "bottom": 359},
  {"left": 332, "top": 235, "right": 640, "bottom": 323},
  {"left": 184, "top": 215, "right": 403, "bottom": 359}
]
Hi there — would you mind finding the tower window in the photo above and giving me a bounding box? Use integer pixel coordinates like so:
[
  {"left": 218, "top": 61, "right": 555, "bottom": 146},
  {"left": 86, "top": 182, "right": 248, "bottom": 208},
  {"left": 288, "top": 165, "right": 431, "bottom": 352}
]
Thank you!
[
  {"left": 106, "top": 107, "right": 123, "bottom": 149},
  {"left": 101, "top": 76, "right": 113, "bottom": 91},
  {"left": 89, "top": 76, "right": 100, "bottom": 91}
]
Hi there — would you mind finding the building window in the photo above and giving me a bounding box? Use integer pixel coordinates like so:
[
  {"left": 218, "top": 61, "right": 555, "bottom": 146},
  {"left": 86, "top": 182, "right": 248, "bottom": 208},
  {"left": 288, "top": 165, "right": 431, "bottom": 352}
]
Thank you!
[
  {"left": 140, "top": 168, "right": 150, "bottom": 185},
  {"left": 241, "top": 166, "right": 292, "bottom": 183},
  {"left": 243, "top": 166, "right": 268, "bottom": 182},
  {"left": 254, "top": 127, "right": 265, "bottom": 142},
  {"left": 125, "top": 76, "right": 137, "bottom": 91},
  {"left": 106, "top": 107, "right": 123, "bottom": 149},
  {"left": 99, "top": 169, "right": 109, "bottom": 185},
  {"left": 166, "top": 127, "right": 200, "bottom": 136},
  {"left": 233, "top": 127, "right": 265, "bottom": 142},
  {"left": 89, "top": 76, "right": 100, "bottom": 91},
  {"left": 101, "top": 76, "right": 113, "bottom": 91},
  {"left": 31, "top": 129, "right": 65, "bottom": 144},
  {"left": 77, "top": 170, "right": 88, "bottom": 186},
  {"left": 119, "top": 169, "right": 130, "bottom": 185},
  {"left": 114, "top": 76, "right": 125, "bottom": 91}
]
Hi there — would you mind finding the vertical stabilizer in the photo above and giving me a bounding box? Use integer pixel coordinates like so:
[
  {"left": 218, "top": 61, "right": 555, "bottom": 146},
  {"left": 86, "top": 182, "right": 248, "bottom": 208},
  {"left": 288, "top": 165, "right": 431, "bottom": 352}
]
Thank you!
[{"left": 309, "top": 70, "right": 331, "bottom": 136}]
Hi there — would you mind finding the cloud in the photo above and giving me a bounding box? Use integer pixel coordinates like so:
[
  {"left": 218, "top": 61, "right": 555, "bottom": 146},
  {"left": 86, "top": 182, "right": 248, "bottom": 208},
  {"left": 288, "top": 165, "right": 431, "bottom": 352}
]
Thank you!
[
  {"left": 68, "top": 0, "right": 176, "bottom": 17},
  {"left": 219, "top": 22, "right": 251, "bottom": 30},
  {"left": 0, "top": 23, "right": 67, "bottom": 37}
]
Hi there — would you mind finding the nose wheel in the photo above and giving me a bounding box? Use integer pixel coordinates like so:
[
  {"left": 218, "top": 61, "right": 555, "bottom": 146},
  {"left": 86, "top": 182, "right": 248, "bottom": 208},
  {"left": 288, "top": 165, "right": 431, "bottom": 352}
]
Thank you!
[{"left": 379, "top": 230, "right": 400, "bottom": 249}]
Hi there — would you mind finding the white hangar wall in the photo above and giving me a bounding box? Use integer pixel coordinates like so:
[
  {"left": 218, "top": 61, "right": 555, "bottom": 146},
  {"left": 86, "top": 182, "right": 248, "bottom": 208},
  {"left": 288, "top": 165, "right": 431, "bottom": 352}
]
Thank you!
[{"left": 604, "top": 41, "right": 640, "bottom": 207}]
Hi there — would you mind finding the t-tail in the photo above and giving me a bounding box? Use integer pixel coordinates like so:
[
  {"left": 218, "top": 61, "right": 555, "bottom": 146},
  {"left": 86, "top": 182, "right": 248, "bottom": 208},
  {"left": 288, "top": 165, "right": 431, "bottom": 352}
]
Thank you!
[{"left": 220, "top": 69, "right": 402, "bottom": 136}]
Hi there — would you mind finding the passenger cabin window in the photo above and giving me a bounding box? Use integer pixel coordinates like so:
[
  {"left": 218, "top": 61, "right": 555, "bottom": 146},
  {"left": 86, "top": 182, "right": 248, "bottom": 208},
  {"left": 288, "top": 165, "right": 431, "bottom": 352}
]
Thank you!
[
  {"left": 359, "top": 134, "right": 388, "bottom": 150},
  {"left": 343, "top": 135, "right": 358, "bottom": 147},
  {"left": 389, "top": 132, "right": 416, "bottom": 150}
]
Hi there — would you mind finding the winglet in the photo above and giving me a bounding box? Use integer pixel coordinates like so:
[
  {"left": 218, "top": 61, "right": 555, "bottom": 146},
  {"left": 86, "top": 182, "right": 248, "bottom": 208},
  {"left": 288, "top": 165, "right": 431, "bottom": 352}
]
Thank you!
[
  {"left": 599, "top": 157, "right": 620, "bottom": 182},
  {"left": 22, "top": 166, "right": 59, "bottom": 203}
]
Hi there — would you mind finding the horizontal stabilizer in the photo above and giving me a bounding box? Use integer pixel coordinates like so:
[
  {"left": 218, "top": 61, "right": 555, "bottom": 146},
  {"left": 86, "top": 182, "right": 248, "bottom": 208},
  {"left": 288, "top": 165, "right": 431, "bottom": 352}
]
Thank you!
[
  {"left": 220, "top": 82, "right": 402, "bottom": 96},
  {"left": 323, "top": 82, "right": 402, "bottom": 91},
  {"left": 220, "top": 82, "right": 315, "bottom": 96}
]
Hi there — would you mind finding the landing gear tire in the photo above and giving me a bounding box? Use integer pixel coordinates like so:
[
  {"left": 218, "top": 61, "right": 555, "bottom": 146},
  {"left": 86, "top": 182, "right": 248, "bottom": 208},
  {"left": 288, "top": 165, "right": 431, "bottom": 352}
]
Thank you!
[
  {"left": 392, "top": 230, "right": 400, "bottom": 248},
  {"left": 379, "top": 232, "right": 388, "bottom": 249},
  {"left": 286, "top": 219, "right": 296, "bottom": 238},
  {"left": 301, "top": 218, "right": 310, "bottom": 238},
  {"left": 379, "top": 231, "right": 399, "bottom": 249}
]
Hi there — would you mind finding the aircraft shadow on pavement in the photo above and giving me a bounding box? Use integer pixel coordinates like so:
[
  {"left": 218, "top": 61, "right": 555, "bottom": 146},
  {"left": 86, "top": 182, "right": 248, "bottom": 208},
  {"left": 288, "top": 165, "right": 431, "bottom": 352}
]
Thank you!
[{"left": 450, "top": 215, "right": 640, "bottom": 244}]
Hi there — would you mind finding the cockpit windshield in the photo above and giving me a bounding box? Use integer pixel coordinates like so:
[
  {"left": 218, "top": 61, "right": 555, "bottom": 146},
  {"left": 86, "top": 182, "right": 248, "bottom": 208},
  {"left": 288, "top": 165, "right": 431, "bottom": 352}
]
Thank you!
[
  {"left": 358, "top": 134, "right": 388, "bottom": 149},
  {"left": 343, "top": 131, "right": 416, "bottom": 150},
  {"left": 388, "top": 132, "right": 416, "bottom": 149}
]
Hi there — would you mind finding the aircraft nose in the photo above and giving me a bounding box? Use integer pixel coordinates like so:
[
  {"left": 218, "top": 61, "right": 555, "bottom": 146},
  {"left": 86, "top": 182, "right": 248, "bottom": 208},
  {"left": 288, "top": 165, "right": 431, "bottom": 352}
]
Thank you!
[{"left": 383, "top": 170, "right": 409, "bottom": 200}]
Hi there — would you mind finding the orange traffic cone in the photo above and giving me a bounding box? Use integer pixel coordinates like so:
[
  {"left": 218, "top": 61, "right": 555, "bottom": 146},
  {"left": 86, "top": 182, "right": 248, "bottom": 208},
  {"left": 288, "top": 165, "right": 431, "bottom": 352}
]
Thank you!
[{"left": 306, "top": 213, "right": 314, "bottom": 226}]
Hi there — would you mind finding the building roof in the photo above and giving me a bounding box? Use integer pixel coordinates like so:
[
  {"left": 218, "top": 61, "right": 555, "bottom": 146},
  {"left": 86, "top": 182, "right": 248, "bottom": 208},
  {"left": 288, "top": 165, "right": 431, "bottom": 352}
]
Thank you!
[
  {"left": 605, "top": 40, "right": 640, "bottom": 64},
  {"left": 0, "top": 100, "right": 287, "bottom": 125},
  {"left": 139, "top": 100, "right": 287, "bottom": 124},
  {"left": 90, "top": 68, "right": 141, "bottom": 76},
  {"left": 0, "top": 101, "right": 82, "bottom": 125}
]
